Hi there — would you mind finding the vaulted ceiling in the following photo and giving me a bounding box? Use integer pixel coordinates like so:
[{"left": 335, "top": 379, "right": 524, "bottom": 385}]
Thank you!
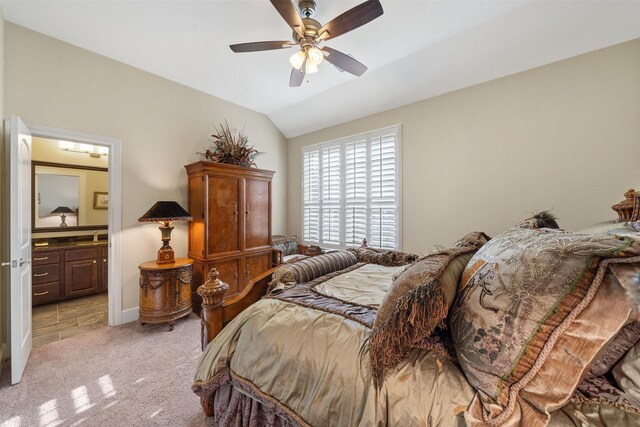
[{"left": 1, "top": 0, "right": 639, "bottom": 138}]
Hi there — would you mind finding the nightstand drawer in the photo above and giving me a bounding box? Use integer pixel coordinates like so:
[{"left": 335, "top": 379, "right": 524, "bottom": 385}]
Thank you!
[
  {"left": 33, "top": 264, "right": 60, "bottom": 284},
  {"left": 33, "top": 251, "right": 60, "bottom": 266},
  {"left": 32, "top": 282, "right": 60, "bottom": 306}
]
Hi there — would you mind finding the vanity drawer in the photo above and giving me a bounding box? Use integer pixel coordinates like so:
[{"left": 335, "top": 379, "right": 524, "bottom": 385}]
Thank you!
[
  {"left": 33, "top": 264, "right": 60, "bottom": 284},
  {"left": 32, "top": 282, "right": 60, "bottom": 306},
  {"left": 33, "top": 251, "right": 60, "bottom": 266},
  {"left": 66, "top": 247, "right": 99, "bottom": 262}
]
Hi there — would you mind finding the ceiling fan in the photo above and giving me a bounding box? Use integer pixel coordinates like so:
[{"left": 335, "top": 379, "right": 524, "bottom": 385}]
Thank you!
[{"left": 230, "top": 0, "right": 384, "bottom": 87}]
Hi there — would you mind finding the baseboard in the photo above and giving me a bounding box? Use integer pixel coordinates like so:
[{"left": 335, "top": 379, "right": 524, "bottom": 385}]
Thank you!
[{"left": 120, "top": 307, "right": 139, "bottom": 324}]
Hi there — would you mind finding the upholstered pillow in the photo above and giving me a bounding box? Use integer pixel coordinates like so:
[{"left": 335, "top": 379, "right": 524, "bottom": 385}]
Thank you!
[
  {"left": 347, "top": 247, "right": 418, "bottom": 266},
  {"left": 578, "top": 221, "right": 640, "bottom": 236},
  {"left": 368, "top": 231, "right": 489, "bottom": 387},
  {"left": 272, "top": 235, "right": 298, "bottom": 256},
  {"left": 449, "top": 227, "right": 640, "bottom": 426},
  {"left": 588, "top": 319, "right": 640, "bottom": 378},
  {"left": 267, "top": 251, "right": 357, "bottom": 294}
]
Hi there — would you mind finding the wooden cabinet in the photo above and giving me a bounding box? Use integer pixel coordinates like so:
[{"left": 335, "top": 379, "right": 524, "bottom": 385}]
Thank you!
[
  {"left": 65, "top": 248, "right": 99, "bottom": 297},
  {"left": 32, "top": 250, "right": 61, "bottom": 305},
  {"left": 138, "top": 258, "right": 193, "bottom": 330},
  {"left": 32, "top": 242, "right": 108, "bottom": 306},
  {"left": 185, "top": 161, "right": 274, "bottom": 313}
]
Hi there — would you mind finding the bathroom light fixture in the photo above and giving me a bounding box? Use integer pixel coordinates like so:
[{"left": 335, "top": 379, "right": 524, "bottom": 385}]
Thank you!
[
  {"left": 58, "top": 140, "right": 109, "bottom": 158},
  {"left": 138, "top": 201, "right": 193, "bottom": 264}
]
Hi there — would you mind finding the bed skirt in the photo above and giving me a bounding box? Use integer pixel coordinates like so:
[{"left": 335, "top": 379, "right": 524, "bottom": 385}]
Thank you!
[{"left": 197, "top": 368, "right": 304, "bottom": 427}]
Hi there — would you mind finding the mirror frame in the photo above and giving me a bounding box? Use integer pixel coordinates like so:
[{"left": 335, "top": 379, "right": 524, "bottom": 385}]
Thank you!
[{"left": 32, "top": 161, "right": 109, "bottom": 233}]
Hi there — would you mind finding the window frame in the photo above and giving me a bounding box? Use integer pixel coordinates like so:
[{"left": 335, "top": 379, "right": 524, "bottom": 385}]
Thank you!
[{"left": 300, "top": 124, "right": 402, "bottom": 250}]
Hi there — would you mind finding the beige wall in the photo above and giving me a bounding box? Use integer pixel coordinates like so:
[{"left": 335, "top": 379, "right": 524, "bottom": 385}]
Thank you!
[
  {"left": 4, "top": 23, "right": 288, "bottom": 314},
  {"left": 288, "top": 39, "right": 640, "bottom": 254}
]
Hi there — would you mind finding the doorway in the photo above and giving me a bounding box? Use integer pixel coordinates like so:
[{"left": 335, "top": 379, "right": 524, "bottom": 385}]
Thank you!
[
  {"left": 31, "top": 136, "right": 109, "bottom": 346},
  {"left": 26, "top": 123, "right": 122, "bottom": 329}
]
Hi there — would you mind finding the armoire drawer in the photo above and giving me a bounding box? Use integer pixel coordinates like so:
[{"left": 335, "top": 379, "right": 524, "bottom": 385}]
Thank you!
[
  {"left": 32, "top": 282, "right": 61, "bottom": 306},
  {"left": 33, "top": 264, "right": 60, "bottom": 285}
]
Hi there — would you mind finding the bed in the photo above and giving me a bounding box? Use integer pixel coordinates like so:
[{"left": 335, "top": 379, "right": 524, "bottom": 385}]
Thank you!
[{"left": 192, "top": 215, "right": 640, "bottom": 426}]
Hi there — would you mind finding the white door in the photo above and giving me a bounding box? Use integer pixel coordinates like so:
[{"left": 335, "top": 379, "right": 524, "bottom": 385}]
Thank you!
[{"left": 7, "top": 115, "right": 32, "bottom": 384}]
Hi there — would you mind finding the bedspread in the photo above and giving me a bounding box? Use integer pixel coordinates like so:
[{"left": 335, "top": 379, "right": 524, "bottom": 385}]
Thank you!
[{"left": 193, "top": 264, "right": 475, "bottom": 426}]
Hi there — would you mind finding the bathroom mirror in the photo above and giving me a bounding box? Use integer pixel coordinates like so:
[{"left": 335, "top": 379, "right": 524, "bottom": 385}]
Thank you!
[{"left": 32, "top": 161, "right": 108, "bottom": 232}]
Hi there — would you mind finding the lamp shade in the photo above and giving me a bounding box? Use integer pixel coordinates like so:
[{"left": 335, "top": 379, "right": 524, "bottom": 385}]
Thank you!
[
  {"left": 138, "top": 201, "right": 192, "bottom": 222},
  {"left": 51, "top": 206, "right": 75, "bottom": 214}
]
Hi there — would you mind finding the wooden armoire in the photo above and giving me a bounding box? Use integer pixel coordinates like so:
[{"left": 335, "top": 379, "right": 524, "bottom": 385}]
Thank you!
[{"left": 185, "top": 161, "right": 274, "bottom": 314}]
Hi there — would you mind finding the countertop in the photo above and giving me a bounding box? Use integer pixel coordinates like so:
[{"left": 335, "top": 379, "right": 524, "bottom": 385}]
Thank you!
[{"left": 33, "top": 240, "right": 108, "bottom": 252}]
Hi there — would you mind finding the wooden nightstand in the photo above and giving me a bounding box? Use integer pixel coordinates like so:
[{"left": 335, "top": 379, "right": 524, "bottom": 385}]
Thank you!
[{"left": 138, "top": 258, "right": 193, "bottom": 330}]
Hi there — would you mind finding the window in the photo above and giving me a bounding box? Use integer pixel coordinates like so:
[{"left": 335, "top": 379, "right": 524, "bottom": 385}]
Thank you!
[{"left": 302, "top": 125, "right": 401, "bottom": 250}]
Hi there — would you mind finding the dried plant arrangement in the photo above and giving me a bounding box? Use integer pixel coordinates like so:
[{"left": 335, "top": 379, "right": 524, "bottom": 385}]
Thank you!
[{"left": 198, "top": 121, "right": 261, "bottom": 167}]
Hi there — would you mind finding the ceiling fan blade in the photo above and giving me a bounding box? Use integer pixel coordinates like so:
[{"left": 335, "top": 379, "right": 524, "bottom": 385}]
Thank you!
[
  {"left": 321, "top": 47, "right": 367, "bottom": 76},
  {"left": 318, "top": 0, "right": 383, "bottom": 41},
  {"left": 230, "top": 41, "right": 294, "bottom": 53},
  {"left": 270, "top": 0, "right": 306, "bottom": 38},
  {"left": 289, "top": 61, "right": 306, "bottom": 87}
]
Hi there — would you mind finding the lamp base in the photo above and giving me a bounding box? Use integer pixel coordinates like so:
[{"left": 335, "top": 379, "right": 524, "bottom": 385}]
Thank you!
[
  {"left": 157, "top": 224, "right": 175, "bottom": 264},
  {"left": 157, "top": 246, "right": 175, "bottom": 264}
]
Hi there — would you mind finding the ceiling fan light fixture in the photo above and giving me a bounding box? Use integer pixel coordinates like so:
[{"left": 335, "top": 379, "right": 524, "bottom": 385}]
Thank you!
[
  {"left": 305, "top": 61, "right": 319, "bottom": 74},
  {"left": 289, "top": 50, "right": 307, "bottom": 70},
  {"left": 230, "top": 0, "right": 384, "bottom": 85},
  {"left": 307, "top": 46, "right": 324, "bottom": 65}
]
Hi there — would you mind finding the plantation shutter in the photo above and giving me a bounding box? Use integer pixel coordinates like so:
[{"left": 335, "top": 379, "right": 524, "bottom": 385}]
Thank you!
[
  {"left": 302, "top": 125, "right": 401, "bottom": 250},
  {"left": 303, "top": 149, "right": 320, "bottom": 242},
  {"left": 369, "top": 133, "right": 397, "bottom": 249},
  {"left": 321, "top": 146, "right": 341, "bottom": 245},
  {"left": 345, "top": 138, "right": 367, "bottom": 246}
]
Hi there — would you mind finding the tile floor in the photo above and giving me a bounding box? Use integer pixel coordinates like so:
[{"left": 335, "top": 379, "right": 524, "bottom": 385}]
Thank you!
[{"left": 32, "top": 293, "right": 108, "bottom": 347}]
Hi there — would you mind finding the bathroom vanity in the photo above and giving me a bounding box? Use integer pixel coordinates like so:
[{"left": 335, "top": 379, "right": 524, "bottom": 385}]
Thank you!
[{"left": 32, "top": 238, "right": 108, "bottom": 306}]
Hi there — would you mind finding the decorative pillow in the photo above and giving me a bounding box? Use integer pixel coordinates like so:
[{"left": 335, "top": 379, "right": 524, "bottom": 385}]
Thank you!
[
  {"left": 588, "top": 319, "right": 640, "bottom": 378},
  {"left": 272, "top": 235, "right": 298, "bottom": 256},
  {"left": 282, "top": 254, "right": 308, "bottom": 264},
  {"left": 515, "top": 211, "right": 560, "bottom": 229},
  {"left": 368, "top": 231, "right": 489, "bottom": 387},
  {"left": 578, "top": 221, "right": 640, "bottom": 236},
  {"left": 584, "top": 263, "right": 640, "bottom": 379},
  {"left": 449, "top": 227, "right": 640, "bottom": 426},
  {"left": 267, "top": 251, "right": 357, "bottom": 294},
  {"left": 347, "top": 246, "right": 418, "bottom": 267}
]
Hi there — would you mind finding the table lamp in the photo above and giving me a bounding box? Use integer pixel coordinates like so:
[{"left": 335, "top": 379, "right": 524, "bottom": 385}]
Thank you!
[
  {"left": 138, "top": 201, "right": 192, "bottom": 264},
  {"left": 51, "top": 206, "right": 75, "bottom": 228}
]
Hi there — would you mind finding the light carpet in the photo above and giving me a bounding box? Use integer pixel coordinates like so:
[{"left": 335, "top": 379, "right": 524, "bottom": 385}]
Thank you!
[{"left": 0, "top": 313, "right": 213, "bottom": 426}]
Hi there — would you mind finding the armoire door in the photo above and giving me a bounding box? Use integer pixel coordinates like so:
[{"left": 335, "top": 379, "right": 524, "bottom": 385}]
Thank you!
[
  {"left": 244, "top": 177, "right": 270, "bottom": 251},
  {"left": 207, "top": 175, "right": 241, "bottom": 256},
  {"left": 208, "top": 258, "right": 242, "bottom": 296},
  {"left": 244, "top": 252, "right": 271, "bottom": 289}
]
